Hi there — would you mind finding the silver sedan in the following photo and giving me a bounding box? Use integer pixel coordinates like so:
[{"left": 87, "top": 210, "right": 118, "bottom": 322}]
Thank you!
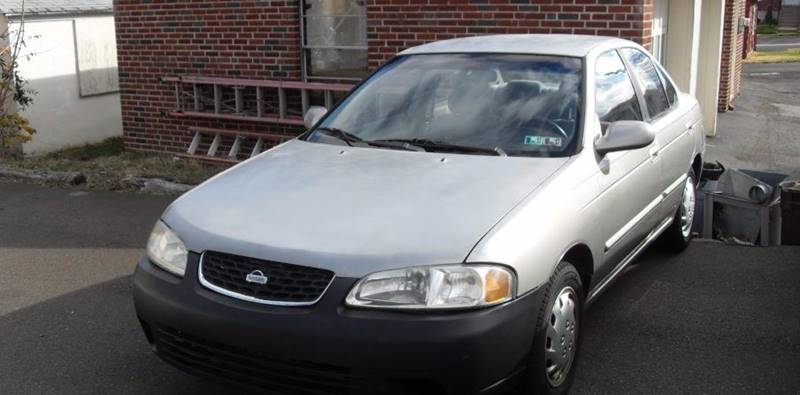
[{"left": 137, "top": 35, "right": 705, "bottom": 395}]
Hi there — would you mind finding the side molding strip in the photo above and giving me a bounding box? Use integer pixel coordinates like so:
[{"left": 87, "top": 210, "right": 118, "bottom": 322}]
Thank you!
[
  {"left": 664, "top": 173, "right": 688, "bottom": 196},
  {"left": 604, "top": 173, "right": 687, "bottom": 251},
  {"left": 589, "top": 214, "right": 674, "bottom": 303}
]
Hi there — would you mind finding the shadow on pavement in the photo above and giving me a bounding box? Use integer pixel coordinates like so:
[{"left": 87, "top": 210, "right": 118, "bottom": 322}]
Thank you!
[{"left": 0, "top": 276, "right": 228, "bottom": 395}]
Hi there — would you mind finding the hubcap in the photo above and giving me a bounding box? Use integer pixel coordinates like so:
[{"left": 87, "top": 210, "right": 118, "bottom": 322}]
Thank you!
[
  {"left": 545, "top": 286, "right": 578, "bottom": 387},
  {"left": 680, "top": 177, "right": 696, "bottom": 239}
]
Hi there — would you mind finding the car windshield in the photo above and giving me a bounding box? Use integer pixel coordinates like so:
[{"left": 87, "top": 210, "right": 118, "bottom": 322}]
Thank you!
[{"left": 306, "top": 53, "right": 583, "bottom": 157}]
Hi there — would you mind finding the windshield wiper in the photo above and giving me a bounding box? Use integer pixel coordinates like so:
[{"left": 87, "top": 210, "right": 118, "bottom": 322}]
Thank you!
[
  {"left": 316, "top": 127, "right": 426, "bottom": 152},
  {"left": 372, "top": 138, "right": 507, "bottom": 156},
  {"left": 315, "top": 127, "right": 363, "bottom": 146}
]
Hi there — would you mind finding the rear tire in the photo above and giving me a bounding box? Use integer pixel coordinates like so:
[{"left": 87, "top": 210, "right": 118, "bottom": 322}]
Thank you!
[
  {"left": 520, "top": 261, "right": 584, "bottom": 395},
  {"left": 660, "top": 169, "right": 697, "bottom": 252}
]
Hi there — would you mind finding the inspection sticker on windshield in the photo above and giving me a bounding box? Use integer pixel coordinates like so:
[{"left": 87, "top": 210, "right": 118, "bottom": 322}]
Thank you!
[{"left": 524, "top": 136, "right": 562, "bottom": 147}]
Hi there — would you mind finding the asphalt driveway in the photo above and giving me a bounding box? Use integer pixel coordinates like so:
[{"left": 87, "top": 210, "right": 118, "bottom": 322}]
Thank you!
[
  {"left": 706, "top": 62, "right": 800, "bottom": 179},
  {"left": 0, "top": 182, "right": 798, "bottom": 394},
  {"left": 756, "top": 34, "right": 800, "bottom": 52}
]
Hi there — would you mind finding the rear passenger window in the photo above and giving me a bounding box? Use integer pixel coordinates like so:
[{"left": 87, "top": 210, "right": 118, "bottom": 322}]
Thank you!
[
  {"left": 655, "top": 63, "right": 678, "bottom": 106},
  {"left": 620, "top": 48, "right": 670, "bottom": 119},
  {"left": 595, "top": 50, "right": 642, "bottom": 128}
]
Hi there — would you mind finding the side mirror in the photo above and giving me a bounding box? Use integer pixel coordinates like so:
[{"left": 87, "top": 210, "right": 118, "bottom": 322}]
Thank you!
[
  {"left": 304, "top": 106, "right": 328, "bottom": 130},
  {"left": 594, "top": 121, "right": 655, "bottom": 156}
]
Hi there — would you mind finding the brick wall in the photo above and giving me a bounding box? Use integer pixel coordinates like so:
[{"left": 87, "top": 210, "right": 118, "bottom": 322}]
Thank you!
[
  {"left": 758, "top": 0, "right": 781, "bottom": 13},
  {"left": 115, "top": 0, "right": 654, "bottom": 156},
  {"left": 366, "top": 0, "right": 653, "bottom": 70},
  {"left": 758, "top": 0, "right": 781, "bottom": 24},
  {"left": 743, "top": 1, "right": 758, "bottom": 58},
  {"left": 718, "top": 0, "right": 744, "bottom": 111},
  {"left": 114, "top": 0, "right": 304, "bottom": 154},
  {"left": 732, "top": 0, "right": 744, "bottom": 100}
]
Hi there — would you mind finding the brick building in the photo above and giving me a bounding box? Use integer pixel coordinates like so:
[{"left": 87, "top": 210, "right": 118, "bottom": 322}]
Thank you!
[
  {"left": 758, "top": 0, "right": 782, "bottom": 23},
  {"left": 719, "top": 0, "right": 745, "bottom": 111},
  {"left": 113, "top": 0, "right": 747, "bottom": 159}
]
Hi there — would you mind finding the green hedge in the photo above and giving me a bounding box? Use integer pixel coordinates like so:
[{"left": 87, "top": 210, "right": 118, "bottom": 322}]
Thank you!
[{"left": 757, "top": 23, "right": 779, "bottom": 35}]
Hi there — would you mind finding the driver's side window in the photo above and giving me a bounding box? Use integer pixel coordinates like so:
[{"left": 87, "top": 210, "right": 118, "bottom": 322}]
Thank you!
[{"left": 595, "top": 50, "right": 642, "bottom": 131}]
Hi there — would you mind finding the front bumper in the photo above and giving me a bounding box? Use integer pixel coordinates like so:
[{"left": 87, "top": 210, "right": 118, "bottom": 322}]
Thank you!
[{"left": 134, "top": 253, "right": 544, "bottom": 395}]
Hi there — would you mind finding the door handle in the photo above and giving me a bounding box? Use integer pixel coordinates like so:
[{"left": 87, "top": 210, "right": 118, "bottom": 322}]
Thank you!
[
  {"left": 685, "top": 121, "right": 694, "bottom": 130},
  {"left": 649, "top": 146, "right": 659, "bottom": 157}
]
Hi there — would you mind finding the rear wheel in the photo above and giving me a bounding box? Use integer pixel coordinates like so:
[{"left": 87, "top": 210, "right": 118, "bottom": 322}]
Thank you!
[
  {"left": 660, "top": 169, "right": 697, "bottom": 251},
  {"left": 521, "top": 262, "right": 583, "bottom": 395}
]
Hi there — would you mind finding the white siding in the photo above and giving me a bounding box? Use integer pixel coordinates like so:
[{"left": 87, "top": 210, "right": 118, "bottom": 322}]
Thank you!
[{"left": 11, "top": 15, "right": 122, "bottom": 155}]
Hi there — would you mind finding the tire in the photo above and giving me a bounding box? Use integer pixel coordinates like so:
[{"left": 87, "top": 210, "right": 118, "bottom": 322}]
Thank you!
[
  {"left": 659, "top": 169, "right": 697, "bottom": 252},
  {"left": 520, "top": 261, "right": 584, "bottom": 395}
]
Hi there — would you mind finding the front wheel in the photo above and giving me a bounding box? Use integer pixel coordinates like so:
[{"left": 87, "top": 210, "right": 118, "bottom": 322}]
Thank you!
[
  {"left": 521, "top": 261, "right": 584, "bottom": 395},
  {"left": 660, "top": 170, "right": 697, "bottom": 251}
]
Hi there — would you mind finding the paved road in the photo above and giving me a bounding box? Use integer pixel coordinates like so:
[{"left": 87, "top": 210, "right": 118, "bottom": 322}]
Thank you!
[
  {"left": 756, "top": 34, "right": 800, "bottom": 52},
  {"left": 707, "top": 62, "right": 800, "bottom": 179},
  {"left": 0, "top": 182, "right": 224, "bottom": 394},
  {"left": 1, "top": 182, "right": 799, "bottom": 394}
]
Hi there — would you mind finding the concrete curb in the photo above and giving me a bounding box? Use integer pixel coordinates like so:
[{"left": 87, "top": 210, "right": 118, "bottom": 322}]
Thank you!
[
  {"left": 0, "top": 166, "right": 196, "bottom": 194},
  {"left": 122, "top": 176, "right": 195, "bottom": 194},
  {"left": 0, "top": 166, "right": 86, "bottom": 185}
]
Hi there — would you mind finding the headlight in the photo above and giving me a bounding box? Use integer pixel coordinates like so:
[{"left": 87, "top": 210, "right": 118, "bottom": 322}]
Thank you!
[
  {"left": 345, "top": 264, "right": 515, "bottom": 310},
  {"left": 146, "top": 220, "right": 188, "bottom": 277}
]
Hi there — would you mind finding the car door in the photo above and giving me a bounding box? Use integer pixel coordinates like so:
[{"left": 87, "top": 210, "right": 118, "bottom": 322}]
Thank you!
[
  {"left": 619, "top": 48, "right": 693, "bottom": 222},
  {"left": 653, "top": 62, "right": 698, "bottom": 215},
  {"left": 592, "top": 49, "right": 663, "bottom": 281}
]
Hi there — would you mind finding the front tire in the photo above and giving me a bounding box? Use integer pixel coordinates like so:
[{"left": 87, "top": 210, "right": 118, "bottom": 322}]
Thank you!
[
  {"left": 660, "top": 170, "right": 697, "bottom": 252},
  {"left": 521, "top": 261, "right": 584, "bottom": 395}
]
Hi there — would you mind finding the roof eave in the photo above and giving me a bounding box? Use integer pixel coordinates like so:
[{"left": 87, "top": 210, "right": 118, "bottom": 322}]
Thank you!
[{"left": 3, "top": 8, "right": 113, "bottom": 19}]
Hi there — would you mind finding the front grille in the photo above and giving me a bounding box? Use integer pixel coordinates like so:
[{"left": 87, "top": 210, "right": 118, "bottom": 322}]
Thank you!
[
  {"left": 200, "top": 251, "right": 334, "bottom": 305},
  {"left": 154, "top": 326, "right": 362, "bottom": 394}
]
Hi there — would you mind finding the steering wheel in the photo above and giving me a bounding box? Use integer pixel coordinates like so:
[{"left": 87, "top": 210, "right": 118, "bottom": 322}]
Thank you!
[{"left": 520, "top": 116, "right": 569, "bottom": 139}]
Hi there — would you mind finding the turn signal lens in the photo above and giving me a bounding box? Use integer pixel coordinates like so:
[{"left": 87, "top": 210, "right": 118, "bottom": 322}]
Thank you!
[{"left": 484, "top": 269, "right": 512, "bottom": 303}]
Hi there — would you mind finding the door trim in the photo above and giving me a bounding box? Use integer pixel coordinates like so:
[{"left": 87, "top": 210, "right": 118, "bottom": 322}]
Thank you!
[
  {"left": 604, "top": 173, "right": 687, "bottom": 251},
  {"left": 590, "top": 214, "right": 675, "bottom": 303}
]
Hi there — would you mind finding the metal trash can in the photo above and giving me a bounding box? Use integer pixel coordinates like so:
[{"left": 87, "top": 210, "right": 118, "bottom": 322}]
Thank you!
[
  {"left": 781, "top": 181, "right": 800, "bottom": 246},
  {"left": 702, "top": 168, "right": 788, "bottom": 246}
]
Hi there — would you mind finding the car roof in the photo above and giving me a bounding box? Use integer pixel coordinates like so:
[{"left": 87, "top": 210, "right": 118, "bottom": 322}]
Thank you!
[{"left": 398, "top": 34, "right": 633, "bottom": 58}]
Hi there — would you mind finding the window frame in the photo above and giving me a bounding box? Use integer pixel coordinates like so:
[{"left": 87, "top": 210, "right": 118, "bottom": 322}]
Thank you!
[
  {"left": 617, "top": 46, "right": 676, "bottom": 123},
  {"left": 594, "top": 48, "right": 645, "bottom": 126},
  {"left": 651, "top": 0, "right": 669, "bottom": 65},
  {"left": 654, "top": 61, "right": 679, "bottom": 109},
  {"left": 299, "top": 0, "right": 368, "bottom": 82}
]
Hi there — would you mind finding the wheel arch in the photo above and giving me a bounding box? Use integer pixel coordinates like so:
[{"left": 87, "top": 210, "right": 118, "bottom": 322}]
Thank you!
[
  {"left": 560, "top": 243, "right": 594, "bottom": 296},
  {"left": 692, "top": 153, "right": 703, "bottom": 180}
]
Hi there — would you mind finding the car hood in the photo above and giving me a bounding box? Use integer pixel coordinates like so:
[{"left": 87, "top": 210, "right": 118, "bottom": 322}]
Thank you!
[{"left": 164, "top": 140, "right": 567, "bottom": 277}]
